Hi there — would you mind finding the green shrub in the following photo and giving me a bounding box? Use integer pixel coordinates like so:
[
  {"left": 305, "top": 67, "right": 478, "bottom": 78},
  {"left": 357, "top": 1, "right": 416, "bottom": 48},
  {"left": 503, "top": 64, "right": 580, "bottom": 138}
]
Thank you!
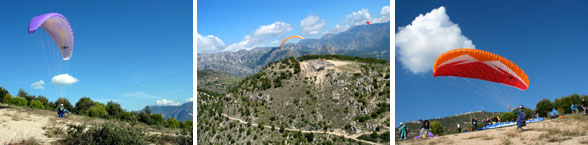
[
  {"left": 166, "top": 118, "right": 180, "bottom": 129},
  {"left": 30, "top": 100, "right": 44, "bottom": 109},
  {"left": 536, "top": 98, "right": 553, "bottom": 117},
  {"left": 64, "top": 123, "right": 147, "bottom": 145},
  {"left": 13, "top": 97, "right": 28, "bottom": 106},
  {"left": 501, "top": 112, "right": 516, "bottom": 122},
  {"left": 3, "top": 94, "right": 13, "bottom": 104},
  {"left": 87, "top": 103, "right": 108, "bottom": 118},
  {"left": 430, "top": 121, "right": 443, "bottom": 135}
]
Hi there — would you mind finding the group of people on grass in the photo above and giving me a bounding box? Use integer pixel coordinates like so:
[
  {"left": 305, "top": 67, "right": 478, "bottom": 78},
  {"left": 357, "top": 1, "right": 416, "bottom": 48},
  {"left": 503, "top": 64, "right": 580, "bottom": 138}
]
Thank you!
[{"left": 398, "top": 105, "right": 537, "bottom": 141}]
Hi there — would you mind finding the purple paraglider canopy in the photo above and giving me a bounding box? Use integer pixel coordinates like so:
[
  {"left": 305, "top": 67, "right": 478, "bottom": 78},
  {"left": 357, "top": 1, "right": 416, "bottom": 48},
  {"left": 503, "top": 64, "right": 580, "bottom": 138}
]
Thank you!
[
  {"left": 28, "top": 13, "right": 74, "bottom": 60},
  {"left": 414, "top": 132, "right": 435, "bottom": 139}
]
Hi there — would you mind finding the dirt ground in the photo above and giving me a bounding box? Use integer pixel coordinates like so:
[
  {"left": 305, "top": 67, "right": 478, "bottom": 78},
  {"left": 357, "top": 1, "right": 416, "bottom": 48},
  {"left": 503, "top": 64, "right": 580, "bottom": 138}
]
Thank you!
[{"left": 398, "top": 115, "right": 588, "bottom": 145}]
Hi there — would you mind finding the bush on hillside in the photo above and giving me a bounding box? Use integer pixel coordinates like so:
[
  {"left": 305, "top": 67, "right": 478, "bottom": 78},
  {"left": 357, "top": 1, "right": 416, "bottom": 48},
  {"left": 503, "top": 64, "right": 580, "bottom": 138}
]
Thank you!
[
  {"left": 12, "top": 97, "right": 28, "bottom": 106},
  {"left": 3, "top": 94, "right": 13, "bottom": 105},
  {"left": 501, "top": 112, "right": 516, "bottom": 122},
  {"left": 430, "top": 121, "right": 443, "bottom": 135},
  {"left": 63, "top": 123, "right": 147, "bottom": 145},
  {"left": 536, "top": 98, "right": 553, "bottom": 117},
  {"left": 30, "top": 100, "right": 45, "bottom": 110},
  {"left": 87, "top": 103, "right": 108, "bottom": 118}
]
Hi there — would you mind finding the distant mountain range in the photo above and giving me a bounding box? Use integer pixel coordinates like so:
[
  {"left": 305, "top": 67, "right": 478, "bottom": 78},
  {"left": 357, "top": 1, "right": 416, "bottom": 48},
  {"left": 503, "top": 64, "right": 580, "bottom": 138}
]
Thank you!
[
  {"left": 145, "top": 102, "right": 193, "bottom": 122},
  {"left": 197, "top": 22, "right": 390, "bottom": 77}
]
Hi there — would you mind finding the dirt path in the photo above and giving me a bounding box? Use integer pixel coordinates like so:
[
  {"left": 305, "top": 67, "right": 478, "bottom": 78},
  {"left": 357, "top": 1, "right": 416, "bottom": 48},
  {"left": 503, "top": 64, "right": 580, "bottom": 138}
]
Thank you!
[
  {"left": 221, "top": 113, "right": 383, "bottom": 145},
  {"left": 0, "top": 106, "right": 63, "bottom": 144}
]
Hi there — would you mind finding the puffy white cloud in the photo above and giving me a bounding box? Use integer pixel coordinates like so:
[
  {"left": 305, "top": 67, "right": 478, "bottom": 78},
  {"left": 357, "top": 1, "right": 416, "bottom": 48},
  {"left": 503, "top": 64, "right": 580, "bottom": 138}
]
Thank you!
[
  {"left": 300, "top": 15, "right": 326, "bottom": 36},
  {"left": 327, "top": 5, "right": 390, "bottom": 34},
  {"left": 31, "top": 80, "right": 44, "bottom": 90},
  {"left": 225, "top": 22, "right": 292, "bottom": 52},
  {"left": 51, "top": 74, "right": 79, "bottom": 86},
  {"left": 372, "top": 5, "right": 390, "bottom": 23},
  {"left": 396, "top": 6, "right": 475, "bottom": 74},
  {"left": 155, "top": 99, "right": 181, "bottom": 106},
  {"left": 197, "top": 33, "right": 226, "bottom": 53},
  {"left": 185, "top": 97, "right": 193, "bottom": 102},
  {"left": 344, "top": 8, "right": 372, "bottom": 25}
]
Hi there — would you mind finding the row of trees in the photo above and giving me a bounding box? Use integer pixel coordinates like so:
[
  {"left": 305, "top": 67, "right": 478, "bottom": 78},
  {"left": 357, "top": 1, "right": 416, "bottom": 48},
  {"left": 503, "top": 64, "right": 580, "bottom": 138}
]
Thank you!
[
  {"left": 535, "top": 93, "right": 588, "bottom": 117},
  {"left": 0, "top": 87, "right": 192, "bottom": 131}
]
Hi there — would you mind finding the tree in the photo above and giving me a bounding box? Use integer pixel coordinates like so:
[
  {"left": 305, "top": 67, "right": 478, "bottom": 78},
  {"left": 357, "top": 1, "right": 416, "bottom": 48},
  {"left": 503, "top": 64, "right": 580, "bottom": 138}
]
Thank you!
[
  {"left": 150, "top": 114, "right": 166, "bottom": 126},
  {"left": 501, "top": 112, "right": 516, "bottom": 122},
  {"left": 12, "top": 97, "right": 28, "bottom": 106},
  {"left": 2, "top": 94, "right": 13, "bottom": 105},
  {"left": 166, "top": 118, "right": 180, "bottom": 129},
  {"left": 75, "top": 97, "right": 95, "bottom": 115},
  {"left": 123, "top": 111, "right": 139, "bottom": 123},
  {"left": 139, "top": 111, "right": 151, "bottom": 125},
  {"left": 17, "top": 89, "right": 36, "bottom": 105},
  {"left": 16, "top": 89, "right": 29, "bottom": 98},
  {"left": 56, "top": 97, "right": 74, "bottom": 112},
  {"left": 536, "top": 98, "right": 553, "bottom": 117},
  {"left": 304, "top": 133, "right": 314, "bottom": 142},
  {"left": 144, "top": 106, "right": 151, "bottom": 115},
  {"left": 36, "top": 95, "right": 49, "bottom": 107},
  {"left": 181, "top": 120, "right": 193, "bottom": 131},
  {"left": 87, "top": 103, "right": 108, "bottom": 118},
  {"left": 430, "top": 121, "right": 443, "bottom": 135},
  {"left": 0, "top": 87, "right": 9, "bottom": 103},
  {"left": 30, "top": 100, "right": 45, "bottom": 109},
  {"left": 105, "top": 101, "right": 124, "bottom": 119},
  {"left": 554, "top": 93, "right": 582, "bottom": 114}
]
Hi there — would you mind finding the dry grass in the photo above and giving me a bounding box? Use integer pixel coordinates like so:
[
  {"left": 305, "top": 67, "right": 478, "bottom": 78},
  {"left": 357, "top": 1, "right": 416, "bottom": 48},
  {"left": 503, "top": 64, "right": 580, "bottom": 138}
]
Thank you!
[
  {"left": 465, "top": 134, "right": 494, "bottom": 140},
  {"left": 5, "top": 137, "right": 40, "bottom": 145}
]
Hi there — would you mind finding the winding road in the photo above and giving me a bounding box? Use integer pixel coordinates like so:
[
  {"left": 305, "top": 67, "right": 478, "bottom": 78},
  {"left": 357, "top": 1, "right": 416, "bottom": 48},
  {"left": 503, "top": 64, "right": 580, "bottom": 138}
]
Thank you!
[{"left": 221, "top": 113, "right": 385, "bottom": 145}]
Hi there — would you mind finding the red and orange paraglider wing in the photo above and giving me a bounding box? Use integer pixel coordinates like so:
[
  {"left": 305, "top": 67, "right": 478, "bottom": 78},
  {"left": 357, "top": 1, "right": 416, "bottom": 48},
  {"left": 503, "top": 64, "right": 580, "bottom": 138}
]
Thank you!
[
  {"left": 279, "top": 36, "right": 304, "bottom": 48},
  {"left": 433, "top": 48, "right": 529, "bottom": 90},
  {"left": 366, "top": 21, "right": 371, "bottom": 25}
]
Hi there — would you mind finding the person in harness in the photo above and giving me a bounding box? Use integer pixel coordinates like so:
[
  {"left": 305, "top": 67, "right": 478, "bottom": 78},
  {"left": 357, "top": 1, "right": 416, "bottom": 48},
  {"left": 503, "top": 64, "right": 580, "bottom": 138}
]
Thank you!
[
  {"left": 57, "top": 104, "right": 70, "bottom": 118},
  {"left": 516, "top": 105, "right": 526, "bottom": 131},
  {"left": 399, "top": 122, "right": 407, "bottom": 141}
]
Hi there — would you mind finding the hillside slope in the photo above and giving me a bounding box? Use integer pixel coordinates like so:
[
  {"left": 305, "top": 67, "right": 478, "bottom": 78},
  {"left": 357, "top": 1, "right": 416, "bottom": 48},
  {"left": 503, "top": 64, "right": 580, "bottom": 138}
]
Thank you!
[
  {"left": 399, "top": 115, "right": 588, "bottom": 145},
  {"left": 198, "top": 55, "right": 391, "bottom": 144}
]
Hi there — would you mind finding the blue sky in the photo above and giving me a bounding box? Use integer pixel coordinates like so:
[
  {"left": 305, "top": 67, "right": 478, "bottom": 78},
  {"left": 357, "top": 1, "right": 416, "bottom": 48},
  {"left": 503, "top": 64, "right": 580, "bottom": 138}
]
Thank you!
[
  {"left": 0, "top": 0, "right": 192, "bottom": 111},
  {"left": 396, "top": 0, "right": 588, "bottom": 126},
  {"left": 197, "top": 0, "right": 390, "bottom": 53}
]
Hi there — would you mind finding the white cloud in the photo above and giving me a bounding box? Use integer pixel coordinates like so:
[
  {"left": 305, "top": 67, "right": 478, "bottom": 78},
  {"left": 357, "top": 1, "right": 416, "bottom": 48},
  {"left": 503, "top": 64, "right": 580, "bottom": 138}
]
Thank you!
[
  {"left": 224, "top": 21, "right": 292, "bottom": 52},
  {"left": 327, "top": 5, "right": 390, "bottom": 34},
  {"left": 344, "top": 8, "right": 372, "bottom": 25},
  {"left": 396, "top": 6, "right": 475, "bottom": 74},
  {"left": 31, "top": 80, "right": 44, "bottom": 90},
  {"left": 155, "top": 99, "right": 181, "bottom": 106},
  {"left": 300, "top": 15, "right": 326, "bottom": 36},
  {"left": 197, "top": 33, "right": 226, "bottom": 53},
  {"left": 372, "top": 5, "right": 390, "bottom": 23},
  {"left": 185, "top": 97, "right": 193, "bottom": 102},
  {"left": 51, "top": 74, "right": 79, "bottom": 86}
]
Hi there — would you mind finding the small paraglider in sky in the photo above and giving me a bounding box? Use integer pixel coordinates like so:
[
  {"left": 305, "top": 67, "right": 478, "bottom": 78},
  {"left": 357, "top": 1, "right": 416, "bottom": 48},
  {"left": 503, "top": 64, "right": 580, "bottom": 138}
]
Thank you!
[
  {"left": 29, "top": 13, "right": 74, "bottom": 60},
  {"left": 29, "top": 12, "right": 77, "bottom": 97},
  {"left": 279, "top": 36, "right": 304, "bottom": 49},
  {"left": 366, "top": 21, "right": 371, "bottom": 25}
]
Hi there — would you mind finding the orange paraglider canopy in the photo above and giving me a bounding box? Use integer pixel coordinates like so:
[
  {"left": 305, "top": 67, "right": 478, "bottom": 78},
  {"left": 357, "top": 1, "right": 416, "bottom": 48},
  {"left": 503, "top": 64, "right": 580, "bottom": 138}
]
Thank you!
[
  {"left": 433, "top": 48, "right": 529, "bottom": 90},
  {"left": 279, "top": 36, "right": 304, "bottom": 48}
]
